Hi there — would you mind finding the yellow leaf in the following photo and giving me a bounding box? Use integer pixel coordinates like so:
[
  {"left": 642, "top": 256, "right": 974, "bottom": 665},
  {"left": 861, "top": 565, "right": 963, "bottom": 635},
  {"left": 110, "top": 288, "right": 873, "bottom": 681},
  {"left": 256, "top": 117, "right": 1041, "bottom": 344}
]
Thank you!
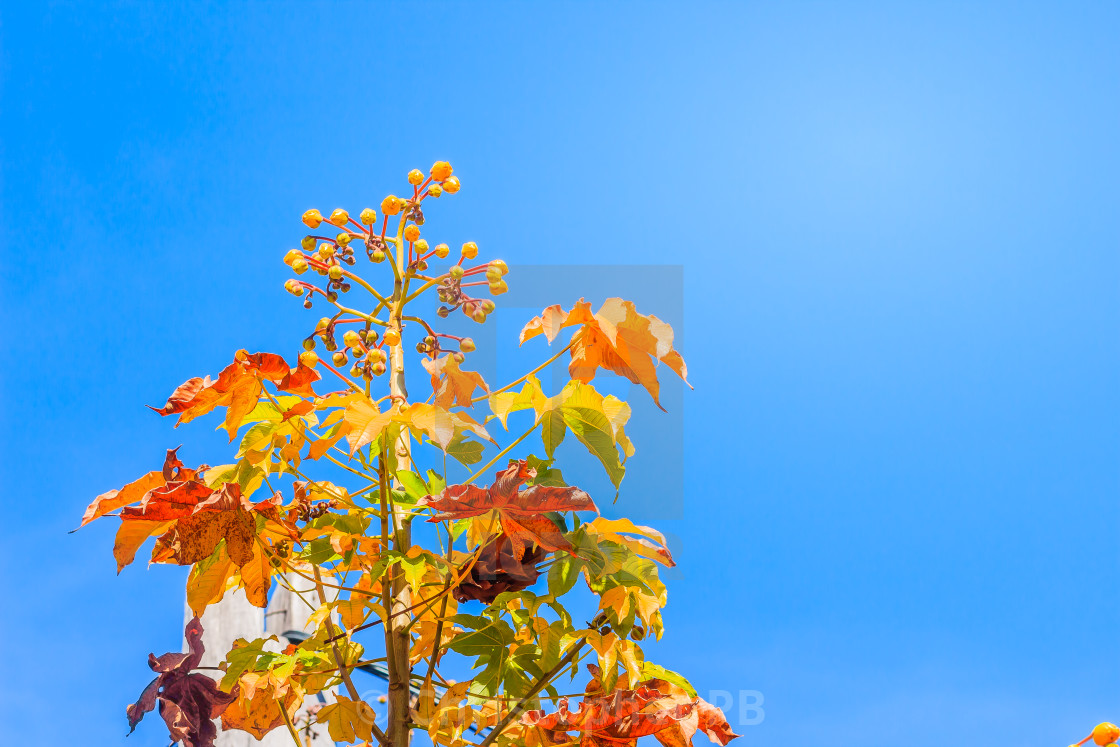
[
  {"left": 316, "top": 695, "right": 378, "bottom": 743},
  {"left": 186, "top": 542, "right": 235, "bottom": 616},
  {"left": 113, "top": 519, "right": 171, "bottom": 572},
  {"left": 343, "top": 397, "right": 394, "bottom": 455},
  {"left": 586, "top": 516, "right": 675, "bottom": 567}
]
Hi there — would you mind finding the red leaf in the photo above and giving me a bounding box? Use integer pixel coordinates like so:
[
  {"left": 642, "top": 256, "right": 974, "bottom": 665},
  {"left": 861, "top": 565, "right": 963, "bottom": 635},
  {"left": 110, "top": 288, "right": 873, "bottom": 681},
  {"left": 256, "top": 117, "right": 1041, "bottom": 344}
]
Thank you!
[
  {"left": 522, "top": 669, "right": 740, "bottom": 747},
  {"left": 126, "top": 617, "right": 237, "bottom": 747},
  {"left": 418, "top": 460, "right": 597, "bottom": 560}
]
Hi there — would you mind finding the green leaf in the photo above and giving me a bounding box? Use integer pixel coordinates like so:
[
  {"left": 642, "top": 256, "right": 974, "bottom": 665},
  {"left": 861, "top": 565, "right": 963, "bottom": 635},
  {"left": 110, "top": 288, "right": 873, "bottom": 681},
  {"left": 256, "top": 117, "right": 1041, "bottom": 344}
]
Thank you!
[
  {"left": 526, "top": 455, "right": 567, "bottom": 487},
  {"left": 539, "top": 409, "right": 566, "bottom": 458},
  {"left": 561, "top": 402, "right": 624, "bottom": 488},
  {"left": 446, "top": 432, "right": 485, "bottom": 466},
  {"left": 395, "top": 470, "right": 430, "bottom": 504},
  {"left": 547, "top": 554, "right": 582, "bottom": 598},
  {"left": 640, "top": 662, "right": 697, "bottom": 697},
  {"left": 448, "top": 618, "right": 516, "bottom": 656}
]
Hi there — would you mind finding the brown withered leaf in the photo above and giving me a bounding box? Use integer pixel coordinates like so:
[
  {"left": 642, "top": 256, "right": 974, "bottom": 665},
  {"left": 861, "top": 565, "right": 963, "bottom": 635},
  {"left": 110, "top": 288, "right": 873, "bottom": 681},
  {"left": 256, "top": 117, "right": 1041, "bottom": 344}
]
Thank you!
[
  {"left": 149, "top": 350, "right": 320, "bottom": 439},
  {"left": 521, "top": 667, "right": 739, "bottom": 747},
  {"left": 454, "top": 535, "right": 547, "bottom": 603},
  {"left": 93, "top": 451, "right": 284, "bottom": 606},
  {"left": 422, "top": 354, "right": 489, "bottom": 409},
  {"left": 418, "top": 460, "right": 597, "bottom": 560},
  {"left": 126, "top": 616, "right": 237, "bottom": 747},
  {"left": 520, "top": 298, "right": 690, "bottom": 410}
]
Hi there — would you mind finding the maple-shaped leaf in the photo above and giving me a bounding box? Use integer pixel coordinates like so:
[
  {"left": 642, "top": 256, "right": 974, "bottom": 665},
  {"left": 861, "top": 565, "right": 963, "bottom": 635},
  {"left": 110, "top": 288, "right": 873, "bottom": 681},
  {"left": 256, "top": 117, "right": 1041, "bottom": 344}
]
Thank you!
[
  {"left": 220, "top": 670, "right": 304, "bottom": 740},
  {"left": 315, "top": 695, "right": 379, "bottom": 743},
  {"left": 126, "top": 617, "right": 237, "bottom": 747},
  {"left": 521, "top": 666, "right": 739, "bottom": 747},
  {"left": 520, "top": 298, "right": 690, "bottom": 410},
  {"left": 422, "top": 353, "right": 489, "bottom": 408},
  {"left": 339, "top": 396, "right": 493, "bottom": 455},
  {"left": 78, "top": 447, "right": 190, "bottom": 528},
  {"left": 454, "top": 535, "right": 547, "bottom": 603},
  {"left": 418, "top": 460, "right": 597, "bottom": 560},
  {"left": 150, "top": 350, "right": 320, "bottom": 440},
  {"left": 88, "top": 450, "right": 285, "bottom": 607}
]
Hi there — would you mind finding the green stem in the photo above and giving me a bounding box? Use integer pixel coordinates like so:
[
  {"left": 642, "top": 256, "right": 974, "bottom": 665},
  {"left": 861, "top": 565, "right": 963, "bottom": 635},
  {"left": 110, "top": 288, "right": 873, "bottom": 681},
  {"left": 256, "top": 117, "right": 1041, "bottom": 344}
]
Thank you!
[{"left": 472, "top": 342, "right": 574, "bottom": 404}]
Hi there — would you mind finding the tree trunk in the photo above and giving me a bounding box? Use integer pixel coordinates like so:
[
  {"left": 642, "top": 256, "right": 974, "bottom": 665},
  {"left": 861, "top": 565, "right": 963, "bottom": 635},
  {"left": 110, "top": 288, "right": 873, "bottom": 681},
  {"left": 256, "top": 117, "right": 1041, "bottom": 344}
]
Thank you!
[{"left": 386, "top": 256, "right": 414, "bottom": 747}]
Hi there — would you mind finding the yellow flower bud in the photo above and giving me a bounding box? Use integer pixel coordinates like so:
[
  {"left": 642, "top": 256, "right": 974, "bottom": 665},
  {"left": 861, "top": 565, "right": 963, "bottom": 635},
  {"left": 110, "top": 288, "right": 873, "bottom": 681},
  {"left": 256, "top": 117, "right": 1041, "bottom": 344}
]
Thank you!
[
  {"left": 461, "top": 241, "right": 478, "bottom": 259},
  {"left": 427, "top": 183, "right": 443, "bottom": 198},
  {"left": 408, "top": 169, "right": 425, "bottom": 185},
  {"left": 414, "top": 238, "right": 429, "bottom": 253},
  {"left": 442, "top": 176, "right": 460, "bottom": 193},
  {"left": 404, "top": 224, "right": 420, "bottom": 242},
  {"left": 430, "top": 161, "right": 453, "bottom": 181},
  {"left": 328, "top": 208, "right": 349, "bottom": 226},
  {"left": 434, "top": 243, "right": 450, "bottom": 259},
  {"left": 381, "top": 196, "right": 402, "bottom": 216},
  {"left": 359, "top": 207, "right": 377, "bottom": 225},
  {"left": 299, "top": 351, "right": 319, "bottom": 368},
  {"left": 302, "top": 209, "right": 323, "bottom": 228}
]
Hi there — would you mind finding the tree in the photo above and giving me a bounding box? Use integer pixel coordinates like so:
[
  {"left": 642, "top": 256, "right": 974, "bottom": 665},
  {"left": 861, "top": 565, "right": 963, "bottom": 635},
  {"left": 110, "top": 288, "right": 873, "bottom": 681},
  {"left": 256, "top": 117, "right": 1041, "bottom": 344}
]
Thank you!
[{"left": 78, "top": 161, "right": 740, "bottom": 747}]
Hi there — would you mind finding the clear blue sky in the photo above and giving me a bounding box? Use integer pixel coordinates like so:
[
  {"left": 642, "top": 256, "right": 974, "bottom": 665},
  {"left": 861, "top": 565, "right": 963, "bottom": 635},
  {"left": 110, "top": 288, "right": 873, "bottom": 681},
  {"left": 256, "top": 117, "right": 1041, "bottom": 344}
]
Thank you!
[{"left": 2, "top": 2, "right": 1118, "bottom": 745}]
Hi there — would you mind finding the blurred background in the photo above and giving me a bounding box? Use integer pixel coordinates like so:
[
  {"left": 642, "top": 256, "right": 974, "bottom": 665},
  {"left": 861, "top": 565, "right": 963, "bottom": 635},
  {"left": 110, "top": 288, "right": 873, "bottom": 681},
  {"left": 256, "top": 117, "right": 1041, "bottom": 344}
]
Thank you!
[{"left": 1, "top": 2, "right": 1117, "bottom": 745}]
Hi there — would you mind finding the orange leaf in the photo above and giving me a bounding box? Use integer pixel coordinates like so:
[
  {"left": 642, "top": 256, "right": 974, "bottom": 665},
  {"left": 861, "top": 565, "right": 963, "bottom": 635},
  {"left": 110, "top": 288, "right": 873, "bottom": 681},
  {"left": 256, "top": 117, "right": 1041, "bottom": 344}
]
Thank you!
[
  {"left": 422, "top": 354, "right": 489, "bottom": 408},
  {"left": 521, "top": 670, "right": 740, "bottom": 747},
  {"left": 149, "top": 350, "right": 320, "bottom": 440},
  {"left": 520, "top": 298, "right": 690, "bottom": 409}
]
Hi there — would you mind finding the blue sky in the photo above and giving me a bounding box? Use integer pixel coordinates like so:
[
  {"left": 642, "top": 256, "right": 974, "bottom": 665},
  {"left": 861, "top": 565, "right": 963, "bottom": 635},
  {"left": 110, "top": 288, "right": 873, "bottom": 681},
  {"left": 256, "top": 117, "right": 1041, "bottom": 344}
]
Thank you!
[{"left": 2, "top": 2, "right": 1118, "bottom": 745}]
